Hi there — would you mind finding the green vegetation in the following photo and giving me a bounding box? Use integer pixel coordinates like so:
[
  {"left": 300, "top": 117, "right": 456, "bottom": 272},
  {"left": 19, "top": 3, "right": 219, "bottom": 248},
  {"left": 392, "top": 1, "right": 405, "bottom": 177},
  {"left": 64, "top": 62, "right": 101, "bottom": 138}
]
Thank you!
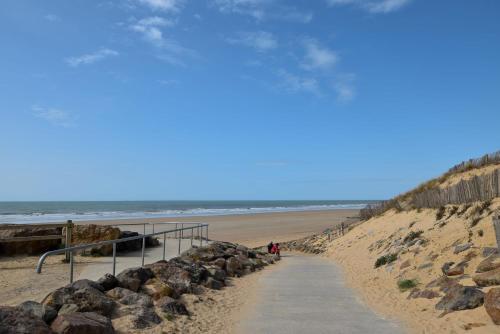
[
  {"left": 403, "top": 230, "right": 423, "bottom": 243},
  {"left": 374, "top": 253, "right": 398, "bottom": 268},
  {"left": 397, "top": 279, "right": 418, "bottom": 292}
]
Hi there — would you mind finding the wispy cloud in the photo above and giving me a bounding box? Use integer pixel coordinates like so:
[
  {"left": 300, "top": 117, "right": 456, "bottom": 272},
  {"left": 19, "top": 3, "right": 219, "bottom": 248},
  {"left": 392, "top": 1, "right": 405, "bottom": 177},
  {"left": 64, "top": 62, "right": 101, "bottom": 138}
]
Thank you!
[
  {"left": 326, "top": 0, "right": 412, "bottom": 14},
  {"left": 275, "top": 69, "right": 321, "bottom": 96},
  {"left": 226, "top": 31, "right": 278, "bottom": 52},
  {"left": 136, "top": 0, "right": 185, "bottom": 12},
  {"left": 32, "top": 105, "right": 77, "bottom": 127},
  {"left": 65, "top": 48, "right": 119, "bottom": 67},
  {"left": 212, "top": 0, "right": 313, "bottom": 23},
  {"left": 44, "top": 14, "right": 60, "bottom": 22},
  {"left": 130, "top": 16, "right": 176, "bottom": 47},
  {"left": 129, "top": 16, "right": 195, "bottom": 66},
  {"left": 301, "top": 38, "right": 338, "bottom": 71},
  {"left": 333, "top": 74, "right": 356, "bottom": 102}
]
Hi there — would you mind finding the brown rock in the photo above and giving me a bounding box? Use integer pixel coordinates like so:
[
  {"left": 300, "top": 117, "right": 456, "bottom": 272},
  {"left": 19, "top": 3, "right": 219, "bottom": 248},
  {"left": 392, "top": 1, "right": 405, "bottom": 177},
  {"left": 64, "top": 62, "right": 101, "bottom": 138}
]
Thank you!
[
  {"left": 140, "top": 278, "right": 174, "bottom": 300},
  {"left": 435, "top": 285, "right": 484, "bottom": 312},
  {"left": 408, "top": 289, "right": 440, "bottom": 299},
  {"left": 400, "top": 260, "right": 411, "bottom": 270},
  {"left": 69, "top": 225, "right": 121, "bottom": 256},
  {"left": 51, "top": 312, "right": 114, "bottom": 334},
  {"left": 484, "top": 288, "right": 500, "bottom": 325},
  {"left": 476, "top": 254, "right": 500, "bottom": 273},
  {"left": 473, "top": 267, "right": 500, "bottom": 287},
  {"left": 0, "top": 227, "right": 63, "bottom": 255}
]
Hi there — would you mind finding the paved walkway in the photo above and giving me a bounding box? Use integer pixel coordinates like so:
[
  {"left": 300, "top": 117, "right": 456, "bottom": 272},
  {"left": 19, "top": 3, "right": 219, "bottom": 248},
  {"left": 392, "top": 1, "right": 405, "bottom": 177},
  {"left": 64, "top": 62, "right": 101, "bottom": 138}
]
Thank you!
[{"left": 239, "top": 254, "right": 402, "bottom": 334}]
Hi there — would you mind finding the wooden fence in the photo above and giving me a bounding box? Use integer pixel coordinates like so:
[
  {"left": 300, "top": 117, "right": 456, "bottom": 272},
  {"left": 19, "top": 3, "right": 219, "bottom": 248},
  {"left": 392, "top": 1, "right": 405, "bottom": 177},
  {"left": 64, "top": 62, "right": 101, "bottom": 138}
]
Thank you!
[{"left": 412, "top": 168, "right": 500, "bottom": 208}]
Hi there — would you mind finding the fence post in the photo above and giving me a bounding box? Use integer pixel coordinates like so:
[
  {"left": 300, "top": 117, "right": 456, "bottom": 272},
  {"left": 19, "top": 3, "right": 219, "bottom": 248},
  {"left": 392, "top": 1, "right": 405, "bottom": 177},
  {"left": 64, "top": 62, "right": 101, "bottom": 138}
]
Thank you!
[
  {"left": 65, "top": 220, "right": 73, "bottom": 263},
  {"left": 112, "top": 243, "right": 116, "bottom": 276},
  {"left": 493, "top": 215, "right": 500, "bottom": 251}
]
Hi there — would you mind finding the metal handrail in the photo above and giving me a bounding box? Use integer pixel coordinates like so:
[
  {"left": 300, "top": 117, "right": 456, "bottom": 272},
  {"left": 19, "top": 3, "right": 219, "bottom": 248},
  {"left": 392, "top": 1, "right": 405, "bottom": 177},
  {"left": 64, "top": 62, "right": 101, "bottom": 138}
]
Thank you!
[{"left": 36, "top": 223, "right": 209, "bottom": 283}]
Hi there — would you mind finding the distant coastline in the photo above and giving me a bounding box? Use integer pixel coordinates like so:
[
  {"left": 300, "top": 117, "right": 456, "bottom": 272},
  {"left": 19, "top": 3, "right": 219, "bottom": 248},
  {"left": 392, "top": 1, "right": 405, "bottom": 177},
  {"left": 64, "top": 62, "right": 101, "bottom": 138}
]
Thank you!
[{"left": 0, "top": 200, "right": 375, "bottom": 224}]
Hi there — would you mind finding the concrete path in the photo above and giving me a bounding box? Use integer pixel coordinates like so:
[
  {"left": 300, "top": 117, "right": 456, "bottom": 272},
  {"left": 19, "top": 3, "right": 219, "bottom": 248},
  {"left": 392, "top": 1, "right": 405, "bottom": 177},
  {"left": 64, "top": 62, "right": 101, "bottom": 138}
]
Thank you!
[{"left": 239, "top": 254, "right": 402, "bottom": 334}]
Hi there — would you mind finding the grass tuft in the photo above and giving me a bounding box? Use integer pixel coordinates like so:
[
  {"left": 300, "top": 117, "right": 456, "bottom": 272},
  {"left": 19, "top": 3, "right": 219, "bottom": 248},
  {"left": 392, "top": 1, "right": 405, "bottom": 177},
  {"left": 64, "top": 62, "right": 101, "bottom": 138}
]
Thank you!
[{"left": 398, "top": 279, "right": 418, "bottom": 292}]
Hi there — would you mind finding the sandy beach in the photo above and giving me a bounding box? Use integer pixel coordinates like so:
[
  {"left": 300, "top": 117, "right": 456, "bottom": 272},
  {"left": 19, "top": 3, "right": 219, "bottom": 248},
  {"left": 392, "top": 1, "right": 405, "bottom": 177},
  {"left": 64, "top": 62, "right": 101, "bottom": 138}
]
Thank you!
[
  {"left": 0, "top": 209, "right": 358, "bottom": 307},
  {"left": 78, "top": 209, "right": 359, "bottom": 248}
]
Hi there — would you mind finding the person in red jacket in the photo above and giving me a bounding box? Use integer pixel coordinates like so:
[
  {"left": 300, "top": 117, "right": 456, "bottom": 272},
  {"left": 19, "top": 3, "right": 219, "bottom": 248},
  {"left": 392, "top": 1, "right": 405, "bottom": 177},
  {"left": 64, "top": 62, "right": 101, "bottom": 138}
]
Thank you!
[{"left": 271, "top": 243, "right": 280, "bottom": 256}]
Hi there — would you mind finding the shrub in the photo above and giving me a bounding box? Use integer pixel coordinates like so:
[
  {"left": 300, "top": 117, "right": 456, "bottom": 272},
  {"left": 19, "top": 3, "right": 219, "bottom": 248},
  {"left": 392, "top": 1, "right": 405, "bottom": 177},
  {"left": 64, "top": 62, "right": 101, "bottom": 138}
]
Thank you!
[
  {"left": 374, "top": 253, "right": 398, "bottom": 268},
  {"left": 398, "top": 279, "right": 418, "bottom": 292},
  {"left": 478, "top": 229, "right": 484, "bottom": 237},
  {"left": 403, "top": 230, "right": 423, "bottom": 243},
  {"left": 470, "top": 217, "right": 481, "bottom": 227},
  {"left": 436, "top": 206, "right": 446, "bottom": 221}
]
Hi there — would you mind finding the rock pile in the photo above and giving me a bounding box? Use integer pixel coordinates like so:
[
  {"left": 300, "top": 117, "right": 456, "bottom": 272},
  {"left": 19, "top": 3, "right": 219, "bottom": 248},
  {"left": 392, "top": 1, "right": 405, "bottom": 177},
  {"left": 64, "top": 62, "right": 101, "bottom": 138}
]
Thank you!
[{"left": 0, "top": 241, "right": 279, "bottom": 333}]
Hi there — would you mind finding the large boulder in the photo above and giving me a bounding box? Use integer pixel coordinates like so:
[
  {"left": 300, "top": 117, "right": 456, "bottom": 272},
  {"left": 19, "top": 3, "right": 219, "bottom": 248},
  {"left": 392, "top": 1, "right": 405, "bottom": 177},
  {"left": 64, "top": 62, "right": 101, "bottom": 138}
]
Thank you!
[
  {"left": 69, "top": 225, "right": 121, "bottom": 256},
  {"left": 226, "top": 257, "right": 241, "bottom": 277},
  {"left": 204, "top": 277, "right": 224, "bottom": 290},
  {"left": 18, "top": 300, "right": 58, "bottom": 324},
  {"left": 97, "top": 274, "right": 119, "bottom": 291},
  {"left": 473, "top": 267, "right": 500, "bottom": 287},
  {"left": 435, "top": 285, "right": 484, "bottom": 312},
  {"left": 115, "top": 231, "right": 160, "bottom": 253},
  {"left": 140, "top": 278, "right": 174, "bottom": 300},
  {"left": 0, "top": 306, "right": 52, "bottom": 334},
  {"left": 42, "top": 280, "right": 115, "bottom": 316},
  {"left": 116, "top": 267, "right": 153, "bottom": 292},
  {"left": 476, "top": 254, "right": 500, "bottom": 273},
  {"left": 0, "top": 227, "right": 63, "bottom": 256},
  {"left": 51, "top": 312, "right": 114, "bottom": 334},
  {"left": 484, "top": 288, "right": 500, "bottom": 325}
]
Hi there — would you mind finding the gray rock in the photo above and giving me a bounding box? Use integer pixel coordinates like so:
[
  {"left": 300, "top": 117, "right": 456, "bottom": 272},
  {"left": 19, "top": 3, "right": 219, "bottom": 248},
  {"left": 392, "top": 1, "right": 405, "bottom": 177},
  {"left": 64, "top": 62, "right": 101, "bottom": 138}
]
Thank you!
[
  {"left": 116, "top": 267, "right": 153, "bottom": 292},
  {"left": 129, "top": 307, "right": 162, "bottom": 329},
  {"left": 454, "top": 243, "right": 472, "bottom": 254},
  {"left": 43, "top": 281, "right": 115, "bottom": 316},
  {"left": 482, "top": 247, "right": 498, "bottom": 258},
  {"left": 17, "top": 300, "right": 57, "bottom": 324},
  {"left": 51, "top": 312, "right": 114, "bottom": 334},
  {"left": 226, "top": 257, "right": 241, "bottom": 277},
  {"left": 156, "top": 296, "right": 189, "bottom": 316},
  {"left": 435, "top": 285, "right": 484, "bottom": 312},
  {"left": 204, "top": 277, "right": 224, "bottom": 290},
  {"left": 0, "top": 305, "right": 52, "bottom": 334},
  {"left": 97, "top": 274, "right": 119, "bottom": 291},
  {"left": 206, "top": 266, "right": 226, "bottom": 281}
]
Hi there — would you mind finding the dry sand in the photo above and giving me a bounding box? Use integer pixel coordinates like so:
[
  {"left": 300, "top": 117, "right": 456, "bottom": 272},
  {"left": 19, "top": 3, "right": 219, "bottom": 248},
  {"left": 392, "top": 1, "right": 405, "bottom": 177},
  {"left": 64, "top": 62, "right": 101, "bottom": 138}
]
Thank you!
[
  {"left": 0, "top": 209, "right": 357, "bottom": 307},
  {"left": 326, "top": 198, "right": 500, "bottom": 333},
  {"left": 81, "top": 209, "right": 359, "bottom": 248}
]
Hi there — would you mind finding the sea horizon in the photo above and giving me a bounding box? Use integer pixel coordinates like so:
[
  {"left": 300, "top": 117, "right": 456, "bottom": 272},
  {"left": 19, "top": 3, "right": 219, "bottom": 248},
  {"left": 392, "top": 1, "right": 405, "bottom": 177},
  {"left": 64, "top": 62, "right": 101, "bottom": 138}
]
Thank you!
[{"left": 0, "top": 200, "right": 376, "bottom": 224}]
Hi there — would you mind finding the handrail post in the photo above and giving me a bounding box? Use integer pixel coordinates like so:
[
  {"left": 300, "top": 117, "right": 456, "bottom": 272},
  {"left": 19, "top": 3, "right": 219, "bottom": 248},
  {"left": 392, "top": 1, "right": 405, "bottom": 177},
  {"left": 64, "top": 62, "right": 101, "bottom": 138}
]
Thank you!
[
  {"left": 206, "top": 225, "right": 209, "bottom": 244},
  {"left": 190, "top": 227, "right": 194, "bottom": 246},
  {"left": 112, "top": 243, "right": 116, "bottom": 276},
  {"left": 65, "top": 220, "right": 73, "bottom": 263},
  {"left": 69, "top": 250, "right": 74, "bottom": 283},
  {"left": 141, "top": 236, "right": 145, "bottom": 267},
  {"left": 178, "top": 227, "right": 181, "bottom": 254},
  {"left": 181, "top": 223, "right": 184, "bottom": 239},
  {"left": 162, "top": 232, "right": 166, "bottom": 261},
  {"left": 199, "top": 224, "right": 202, "bottom": 246}
]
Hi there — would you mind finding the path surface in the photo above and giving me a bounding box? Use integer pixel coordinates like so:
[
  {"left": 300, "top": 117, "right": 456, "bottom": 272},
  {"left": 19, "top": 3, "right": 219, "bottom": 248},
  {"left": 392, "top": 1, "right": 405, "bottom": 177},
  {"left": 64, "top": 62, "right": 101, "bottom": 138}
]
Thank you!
[{"left": 239, "top": 254, "right": 403, "bottom": 334}]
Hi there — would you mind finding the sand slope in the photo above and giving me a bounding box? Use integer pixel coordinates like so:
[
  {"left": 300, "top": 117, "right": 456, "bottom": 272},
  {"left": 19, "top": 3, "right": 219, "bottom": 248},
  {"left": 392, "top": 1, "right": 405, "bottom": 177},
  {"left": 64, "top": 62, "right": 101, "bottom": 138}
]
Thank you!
[{"left": 327, "top": 198, "right": 500, "bottom": 333}]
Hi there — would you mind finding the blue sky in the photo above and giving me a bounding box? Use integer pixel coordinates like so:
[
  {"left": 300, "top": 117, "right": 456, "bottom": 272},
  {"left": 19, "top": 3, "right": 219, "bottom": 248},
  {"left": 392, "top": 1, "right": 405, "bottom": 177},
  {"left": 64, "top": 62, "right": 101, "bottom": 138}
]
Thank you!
[{"left": 0, "top": 0, "right": 499, "bottom": 201}]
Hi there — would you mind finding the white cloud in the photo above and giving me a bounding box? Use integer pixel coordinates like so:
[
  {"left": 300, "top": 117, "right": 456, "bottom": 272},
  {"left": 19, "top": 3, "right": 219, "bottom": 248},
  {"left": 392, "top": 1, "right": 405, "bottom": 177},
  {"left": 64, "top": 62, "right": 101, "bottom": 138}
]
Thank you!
[
  {"left": 65, "top": 48, "right": 119, "bottom": 67},
  {"left": 327, "top": 0, "right": 412, "bottom": 14},
  {"left": 301, "top": 38, "right": 338, "bottom": 71},
  {"left": 226, "top": 31, "right": 278, "bottom": 52},
  {"left": 131, "top": 16, "right": 176, "bottom": 47},
  {"left": 212, "top": 0, "right": 313, "bottom": 23},
  {"left": 275, "top": 69, "right": 321, "bottom": 96},
  {"left": 136, "top": 0, "right": 184, "bottom": 12},
  {"left": 32, "top": 105, "right": 77, "bottom": 127},
  {"left": 44, "top": 14, "right": 60, "bottom": 22}
]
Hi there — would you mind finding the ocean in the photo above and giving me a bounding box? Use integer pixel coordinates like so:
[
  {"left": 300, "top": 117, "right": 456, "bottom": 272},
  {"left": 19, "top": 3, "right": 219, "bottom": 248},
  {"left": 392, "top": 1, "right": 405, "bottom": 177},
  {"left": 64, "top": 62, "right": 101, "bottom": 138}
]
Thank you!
[{"left": 0, "top": 200, "right": 375, "bottom": 224}]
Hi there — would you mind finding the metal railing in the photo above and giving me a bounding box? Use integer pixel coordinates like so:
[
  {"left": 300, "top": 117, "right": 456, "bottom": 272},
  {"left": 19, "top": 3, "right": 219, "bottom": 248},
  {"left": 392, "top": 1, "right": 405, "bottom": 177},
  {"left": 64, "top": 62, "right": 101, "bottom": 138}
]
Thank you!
[{"left": 35, "top": 222, "right": 209, "bottom": 283}]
